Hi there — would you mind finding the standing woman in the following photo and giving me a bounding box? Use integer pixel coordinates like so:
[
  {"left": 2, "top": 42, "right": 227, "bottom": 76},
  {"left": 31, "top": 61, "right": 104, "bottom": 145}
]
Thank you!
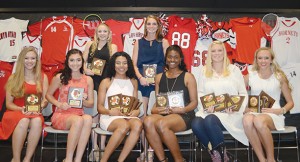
[
  {"left": 143, "top": 45, "right": 198, "bottom": 162},
  {"left": 243, "top": 47, "right": 294, "bottom": 162},
  {"left": 132, "top": 14, "right": 169, "bottom": 117},
  {"left": 98, "top": 52, "right": 142, "bottom": 162},
  {"left": 191, "top": 41, "right": 248, "bottom": 162},
  {"left": 46, "top": 49, "right": 94, "bottom": 162},
  {"left": 0, "top": 47, "right": 49, "bottom": 162},
  {"left": 83, "top": 23, "right": 118, "bottom": 160}
]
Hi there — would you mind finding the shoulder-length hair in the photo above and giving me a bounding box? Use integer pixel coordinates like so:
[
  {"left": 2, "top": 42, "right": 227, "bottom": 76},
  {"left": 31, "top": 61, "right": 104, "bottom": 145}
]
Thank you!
[
  {"left": 251, "top": 47, "right": 291, "bottom": 91},
  {"left": 106, "top": 52, "right": 136, "bottom": 79},
  {"left": 90, "top": 23, "right": 113, "bottom": 57},
  {"left": 165, "top": 45, "right": 187, "bottom": 72},
  {"left": 143, "top": 15, "right": 164, "bottom": 42},
  {"left": 58, "top": 49, "right": 84, "bottom": 85},
  {"left": 5, "top": 47, "right": 42, "bottom": 97},
  {"left": 205, "top": 40, "right": 231, "bottom": 78}
]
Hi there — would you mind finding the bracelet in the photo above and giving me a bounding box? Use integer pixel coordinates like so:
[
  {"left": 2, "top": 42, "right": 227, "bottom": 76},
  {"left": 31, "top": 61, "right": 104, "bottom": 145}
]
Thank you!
[
  {"left": 282, "top": 107, "right": 287, "bottom": 114},
  {"left": 138, "top": 76, "right": 143, "bottom": 80}
]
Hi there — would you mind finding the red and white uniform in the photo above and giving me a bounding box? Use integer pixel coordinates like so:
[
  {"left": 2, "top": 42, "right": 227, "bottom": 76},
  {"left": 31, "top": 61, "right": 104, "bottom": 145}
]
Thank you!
[
  {"left": 29, "top": 16, "right": 83, "bottom": 65},
  {"left": 211, "top": 21, "right": 236, "bottom": 62},
  {"left": 0, "top": 17, "right": 28, "bottom": 62},
  {"left": 82, "top": 20, "right": 101, "bottom": 38},
  {"left": 271, "top": 17, "right": 300, "bottom": 67},
  {"left": 282, "top": 63, "right": 300, "bottom": 114},
  {"left": 72, "top": 35, "right": 91, "bottom": 52},
  {"left": 230, "top": 17, "right": 267, "bottom": 64},
  {"left": 0, "top": 61, "right": 13, "bottom": 111},
  {"left": 165, "top": 15, "right": 198, "bottom": 71},
  {"left": 123, "top": 18, "right": 145, "bottom": 57},
  {"left": 105, "top": 19, "right": 132, "bottom": 51},
  {"left": 22, "top": 32, "right": 42, "bottom": 56},
  {"left": 191, "top": 38, "right": 212, "bottom": 84}
]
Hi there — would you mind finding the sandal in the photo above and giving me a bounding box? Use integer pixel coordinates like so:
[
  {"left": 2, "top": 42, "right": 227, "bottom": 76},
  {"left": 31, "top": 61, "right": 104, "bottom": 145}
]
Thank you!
[{"left": 160, "top": 157, "right": 168, "bottom": 162}]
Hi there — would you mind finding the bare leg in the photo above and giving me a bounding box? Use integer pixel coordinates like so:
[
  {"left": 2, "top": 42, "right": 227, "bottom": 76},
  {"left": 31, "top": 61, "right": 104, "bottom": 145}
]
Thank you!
[
  {"left": 100, "top": 119, "right": 130, "bottom": 162},
  {"left": 74, "top": 115, "right": 92, "bottom": 162},
  {"left": 253, "top": 115, "right": 276, "bottom": 162},
  {"left": 156, "top": 114, "right": 186, "bottom": 162},
  {"left": 23, "top": 117, "right": 42, "bottom": 162},
  {"left": 11, "top": 118, "right": 30, "bottom": 162},
  {"left": 144, "top": 115, "right": 166, "bottom": 161},
  {"left": 64, "top": 115, "right": 85, "bottom": 162},
  {"left": 243, "top": 114, "right": 266, "bottom": 162},
  {"left": 118, "top": 118, "right": 143, "bottom": 162}
]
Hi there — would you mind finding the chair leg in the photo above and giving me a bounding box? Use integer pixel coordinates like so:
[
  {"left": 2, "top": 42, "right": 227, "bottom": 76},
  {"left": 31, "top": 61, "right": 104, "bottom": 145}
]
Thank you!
[
  {"left": 54, "top": 133, "right": 58, "bottom": 162},
  {"left": 295, "top": 130, "right": 299, "bottom": 162},
  {"left": 40, "top": 129, "right": 44, "bottom": 162}
]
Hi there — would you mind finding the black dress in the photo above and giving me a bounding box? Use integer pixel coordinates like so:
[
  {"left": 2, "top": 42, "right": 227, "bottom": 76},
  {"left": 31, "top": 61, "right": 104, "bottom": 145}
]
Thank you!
[{"left": 159, "top": 71, "right": 195, "bottom": 129}]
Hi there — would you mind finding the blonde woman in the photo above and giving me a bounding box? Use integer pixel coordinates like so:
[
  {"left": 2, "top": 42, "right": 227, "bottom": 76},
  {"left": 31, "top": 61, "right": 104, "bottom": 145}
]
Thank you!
[
  {"left": 243, "top": 47, "right": 294, "bottom": 162},
  {"left": 83, "top": 23, "right": 118, "bottom": 161},
  {"left": 191, "top": 41, "right": 248, "bottom": 162},
  {"left": 0, "top": 47, "right": 48, "bottom": 162}
]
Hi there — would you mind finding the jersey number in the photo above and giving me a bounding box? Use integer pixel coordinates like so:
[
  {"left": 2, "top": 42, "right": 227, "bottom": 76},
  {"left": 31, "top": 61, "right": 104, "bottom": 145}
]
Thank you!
[
  {"left": 192, "top": 50, "right": 208, "bottom": 67},
  {"left": 10, "top": 39, "right": 15, "bottom": 46},
  {"left": 172, "top": 32, "right": 190, "bottom": 49}
]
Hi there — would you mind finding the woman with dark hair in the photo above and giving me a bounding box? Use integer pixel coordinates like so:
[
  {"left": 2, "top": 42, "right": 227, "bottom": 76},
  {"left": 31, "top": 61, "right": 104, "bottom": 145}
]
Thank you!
[
  {"left": 98, "top": 52, "right": 142, "bottom": 162},
  {"left": 46, "top": 49, "right": 94, "bottom": 162},
  {"left": 143, "top": 45, "right": 198, "bottom": 162},
  {"left": 0, "top": 47, "right": 48, "bottom": 162}
]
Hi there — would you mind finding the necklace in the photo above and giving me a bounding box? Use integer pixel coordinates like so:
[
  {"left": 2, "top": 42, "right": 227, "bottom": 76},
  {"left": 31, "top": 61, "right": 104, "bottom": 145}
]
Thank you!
[
  {"left": 166, "top": 74, "right": 178, "bottom": 93},
  {"left": 115, "top": 78, "right": 126, "bottom": 89}
]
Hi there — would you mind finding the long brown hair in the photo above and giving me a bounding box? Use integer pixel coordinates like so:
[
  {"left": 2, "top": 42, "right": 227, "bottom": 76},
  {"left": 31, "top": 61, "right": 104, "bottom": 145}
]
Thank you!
[
  {"left": 5, "top": 47, "right": 42, "bottom": 97},
  {"left": 143, "top": 15, "right": 163, "bottom": 41}
]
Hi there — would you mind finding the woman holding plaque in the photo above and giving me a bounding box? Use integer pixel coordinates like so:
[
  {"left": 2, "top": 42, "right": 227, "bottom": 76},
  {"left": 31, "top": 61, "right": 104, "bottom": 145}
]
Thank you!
[
  {"left": 98, "top": 52, "right": 142, "bottom": 162},
  {"left": 46, "top": 49, "right": 94, "bottom": 162},
  {"left": 243, "top": 47, "right": 294, "bottom": 162},
  {"left": 83, "top": 23, "right": 118, "bottom": 161},
  {"left": 0, "top": 47, "right": 48, "bottom": 162},
  {"left": 191, "top": 41, "right": 248, "bottom": 162},
  {"left": 143, "top": 45, "right": 197, "bottom": 162}
]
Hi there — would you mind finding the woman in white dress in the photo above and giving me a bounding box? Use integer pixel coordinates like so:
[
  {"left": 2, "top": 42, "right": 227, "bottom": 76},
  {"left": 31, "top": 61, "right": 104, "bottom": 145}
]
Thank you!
[
  {"left": 243, "top": 47, "right": 294, "bottom": 162},
  {"left": 191, "top": 41, "right": 248, "bottom": 162},
  {"left": 97, "top": 52, "right": 142, "bottom": 162}
]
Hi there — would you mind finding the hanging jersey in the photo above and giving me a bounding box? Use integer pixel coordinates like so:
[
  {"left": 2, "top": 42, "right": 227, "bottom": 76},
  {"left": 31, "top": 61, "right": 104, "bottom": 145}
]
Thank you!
[
  {"left": 191, "top": 38, "right": 212, "bottom": 84},
  {"left": 230, "top": 17, "right": 267, "bottom": 64},
  {"left": 105, "top": 19, "right": 132, "bottom": 51},
  {"left": 82, "top": 20, "right": 102, "bottom": 38},
  {"left": 271, "top": 17, "right": 300, "bottom": 67},
  {"left": 123, "top": 18, "right": 145, "bottom": 57},
  {"left": 22, "top": 32, "right": 42, "bottom": 56},
  {"left": 28, "top": 16, "right": 83, "bottom": 65},
  {"left": 0, "top": 17, "right": 28, "bottom": 62},
  {"left": 165, "top": 15, "right": 198, "bottom": 71},
  {"left": 211, "top": 21, "right": 236, "bottom": 62},
  {"left": 72, "top": 35, "right": 91, "bottom": 52},
  {"left": 282, "top": 63, "right": 300, "bottom": 114}
]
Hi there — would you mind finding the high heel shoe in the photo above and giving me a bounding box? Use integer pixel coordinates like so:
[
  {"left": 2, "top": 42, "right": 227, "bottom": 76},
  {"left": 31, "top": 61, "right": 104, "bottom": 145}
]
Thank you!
[{"left": 88, "top": 151, "right": 100, "bottom": 162}]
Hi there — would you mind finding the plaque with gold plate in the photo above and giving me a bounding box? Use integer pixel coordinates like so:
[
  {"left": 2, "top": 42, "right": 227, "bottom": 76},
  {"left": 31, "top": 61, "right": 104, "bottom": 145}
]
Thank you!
[
  {"left": 156, "top": 93, "right": 168, "bottom": 107},
  {"left": 214, "top": 94, "right": 229, "bottom": 112},
  {"left": 227, "top": 95, "right": 245, "bottom": 111},
  {"left": 200, "top": 93, "right": 217, "bottom": 111},
  {"left": 25, "top": 93, "right": 41, "bottom": 113},
  {"left": 259, "top": 91, "right": 275, "bottom": 108},
  {"left": 108, "top": 94, "right": 122, "bottom": 111},
  {"left": 248, "top": 95, "right": 260, "bottom": 113},
  {"left": 121, "top": 95, "right": 135, "bottom": 115},
  {"left": 91, "top": 58, "right": 106, "bottom": 76},
  {"left": 68, "top": 87, "right": 84, "bottom": 108},
  {"left": 143, "top": 64, "right": 157, "bottom": 84}
]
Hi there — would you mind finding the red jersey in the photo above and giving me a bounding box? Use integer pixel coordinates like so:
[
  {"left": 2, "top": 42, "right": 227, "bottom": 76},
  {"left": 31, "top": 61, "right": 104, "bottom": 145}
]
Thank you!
[
  {"left": 105, "top": 19, "right": 132, "bottom": 51},
  {"left": 230, "top": 17, "right": 267, "bottom": 64},
  {"left": 165, "top": 15, "right": 198, "bottom": 71},
  {"left": 29, "top": 16, "right": 83, "bottom": 65}
]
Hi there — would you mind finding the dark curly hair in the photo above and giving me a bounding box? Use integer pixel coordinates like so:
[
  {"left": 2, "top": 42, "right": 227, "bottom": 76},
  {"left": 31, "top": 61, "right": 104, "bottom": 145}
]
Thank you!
[
  {"left": 57, "top": 49, "right": 84, "bottom": 85},
  {"left": 165, "top": 45, "right": 187, "bottom": 72},
  {"left": 107, "top": 52, "right": 136, "bottom": 79}
]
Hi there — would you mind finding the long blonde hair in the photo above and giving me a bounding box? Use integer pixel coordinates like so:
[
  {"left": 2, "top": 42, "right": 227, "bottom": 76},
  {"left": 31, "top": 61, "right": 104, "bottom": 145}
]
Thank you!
[
  {"left": 205, "top": 41, "right": 231, "bottom": 78},
  {"left": 90, "top": 23, "right": 113, "bottom": 57},
  {"left": 5, "top": 47, "right": 42, "bottom": 97},
  {"left": 251, "top": 47, "right": 291, "bottom": 91}
]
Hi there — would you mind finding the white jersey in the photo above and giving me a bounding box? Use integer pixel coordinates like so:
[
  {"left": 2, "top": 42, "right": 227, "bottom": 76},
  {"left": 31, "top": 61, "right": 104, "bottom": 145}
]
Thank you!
[
  {"left": 22, "top": 32, "right": 42, "bottom": 57},
  {"left": 282, "top": 63, "right": 300, "bottom": 114},
  {"left": 123, "top": 17, "right": 145, "bottom": 57},
  {"left": 72, "top": 35, "right": 91, "bottom": 52},
  {"left": 271, "top": 17, "right": 300, "bottom": 67},
  {"left": 0, "top": 17, "right": 28, "bottom": 62},
  {"left": 191, "top": 38, "right": 212, "bottom": 84}
]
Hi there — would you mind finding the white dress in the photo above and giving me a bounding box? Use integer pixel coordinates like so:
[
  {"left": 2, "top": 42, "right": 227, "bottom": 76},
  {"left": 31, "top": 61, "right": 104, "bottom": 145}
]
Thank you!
[
  {"left": 100, "top": 78, "right": 138, "bottom": 131},
  {"left": 196, "top": 64, "right": 249, "bottom": 146},
  {"left": 248, "top": 70, "right": 284, "bottom": 131}
]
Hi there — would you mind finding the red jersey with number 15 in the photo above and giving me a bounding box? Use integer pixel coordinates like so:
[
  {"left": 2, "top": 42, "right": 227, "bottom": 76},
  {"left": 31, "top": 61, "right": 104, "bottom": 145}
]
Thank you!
[{"left": 165, "top": 15, "right": 198, "bottom": 71}]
